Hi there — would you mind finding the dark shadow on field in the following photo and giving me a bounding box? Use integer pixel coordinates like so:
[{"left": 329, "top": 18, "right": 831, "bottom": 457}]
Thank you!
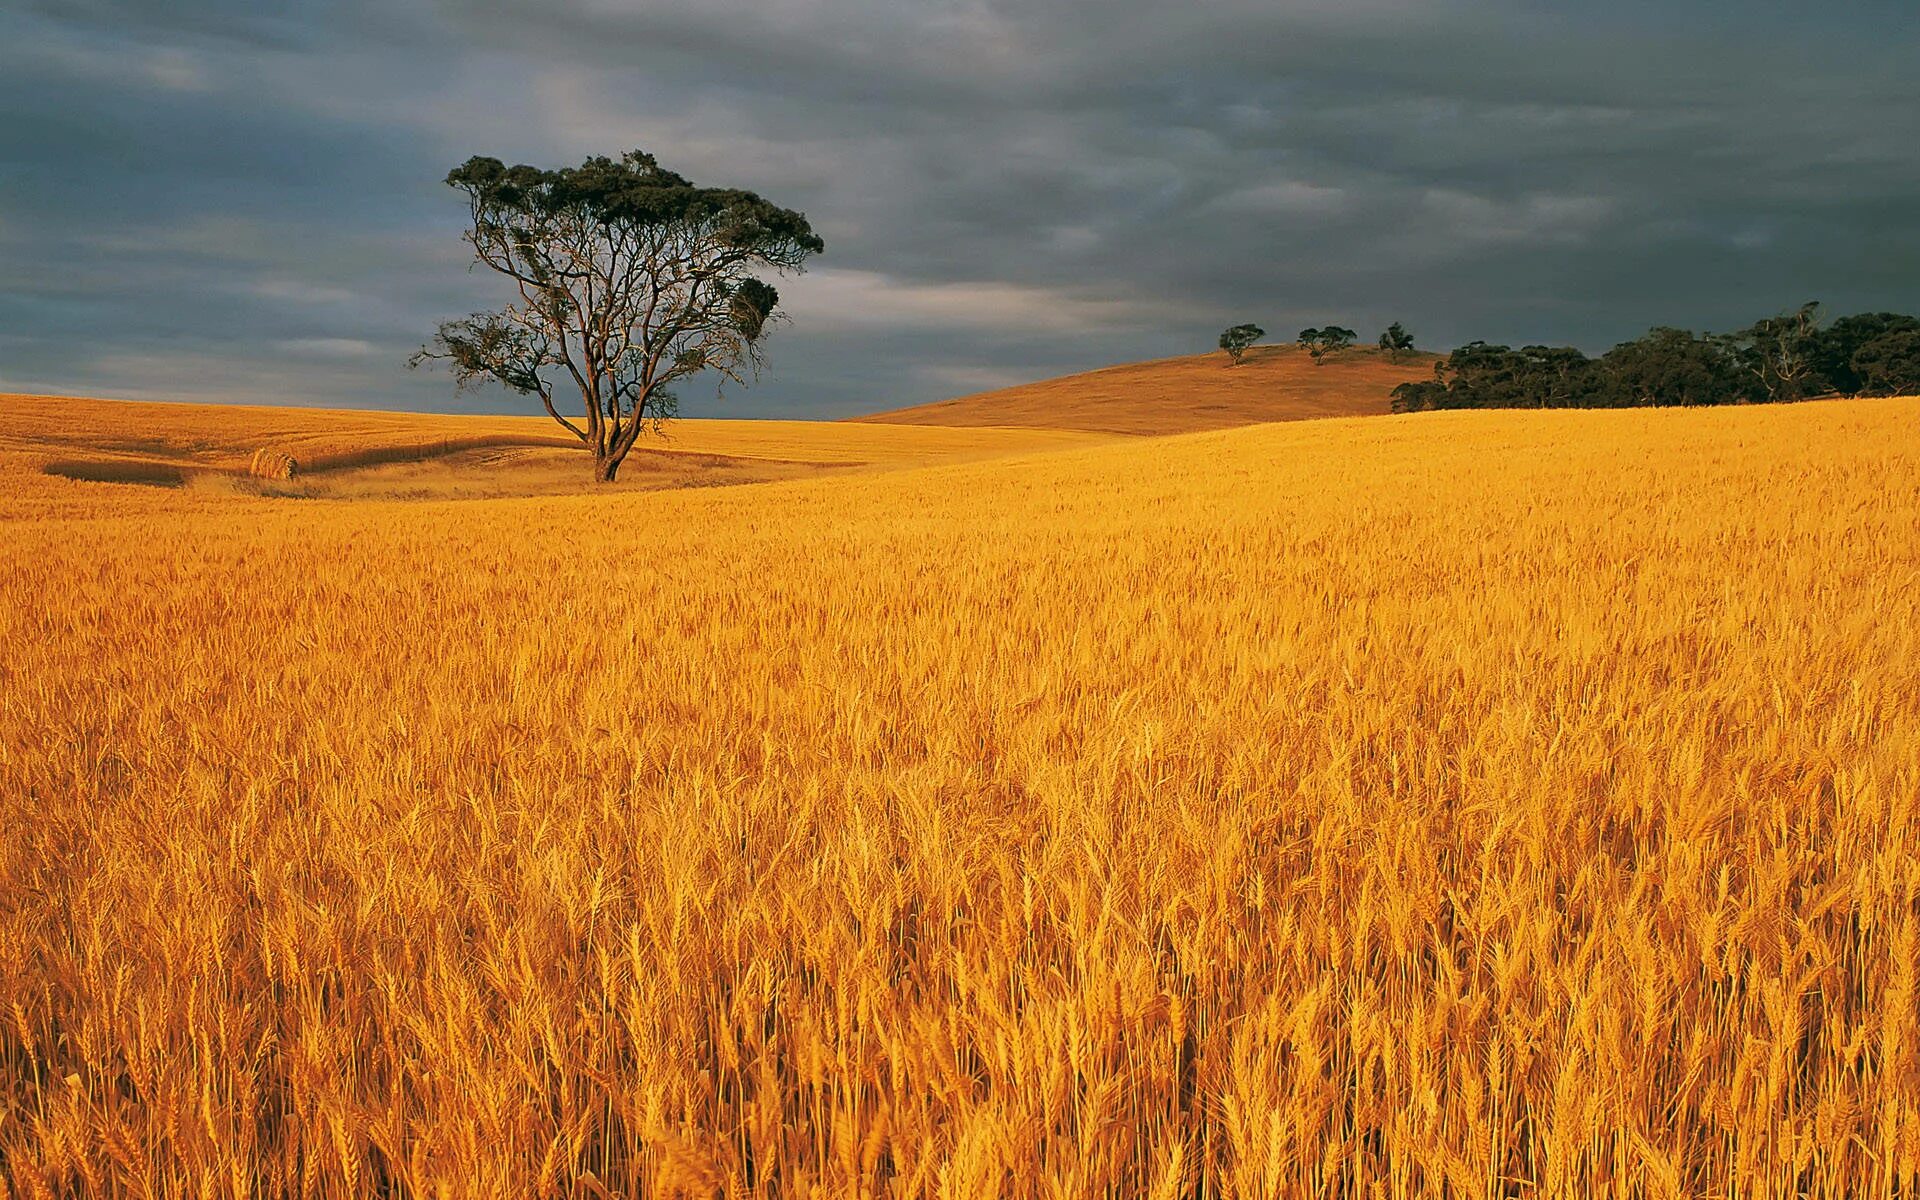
[
  {"left": 41, "top": 459, "right": 189, "bottom": 487},
  {"left": 42, "top": 443, "right": 846, "bottom": 501}
]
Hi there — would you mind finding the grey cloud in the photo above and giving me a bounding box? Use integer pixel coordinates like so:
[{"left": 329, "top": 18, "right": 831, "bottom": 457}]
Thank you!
[{"left": 0, "top": 0, "right": 1915, "bottom": 416}]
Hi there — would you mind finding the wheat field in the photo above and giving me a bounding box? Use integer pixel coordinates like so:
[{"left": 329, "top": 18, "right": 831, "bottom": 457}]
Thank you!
[
  {"left": 0, "top": 394, "right": 1106, "bottom": 500},
  {"left": 2, "top": 396, "right": 1918, "bottom": 1197}
]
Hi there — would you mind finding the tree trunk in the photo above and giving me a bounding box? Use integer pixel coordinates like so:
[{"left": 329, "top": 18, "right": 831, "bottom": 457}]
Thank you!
[{"left": 595, "top": 454, "right": 621, "bottom": 483}]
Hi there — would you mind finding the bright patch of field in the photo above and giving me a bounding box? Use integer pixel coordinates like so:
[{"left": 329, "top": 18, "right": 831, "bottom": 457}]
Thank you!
[
  {"left": 2, "top": 397, "right": 1918, "bottom": 1195},
  {"left": 857, "top": 343, "right": 1439, "bottom": 434},
  {"left": 0, "top": 394, "right": 1107, "bottom": 502}
]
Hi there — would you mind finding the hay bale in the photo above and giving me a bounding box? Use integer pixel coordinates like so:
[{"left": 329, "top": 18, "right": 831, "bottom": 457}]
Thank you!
[{"left": 249, "top": 449, "right": 298, "bottom": 480}]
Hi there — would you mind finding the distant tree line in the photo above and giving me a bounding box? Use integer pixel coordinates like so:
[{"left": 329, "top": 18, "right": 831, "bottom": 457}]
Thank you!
[
  {"left": 1391, "top": 304, "right": 1920, "bottom": 413},
  {"left": 1217, "top": 322, "right": 1413, "bottom": 366}
]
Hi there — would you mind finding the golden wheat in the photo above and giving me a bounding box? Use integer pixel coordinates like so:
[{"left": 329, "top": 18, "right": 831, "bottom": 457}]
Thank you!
[
  {"left": 0, "top": 394, "right": 1105, "bottom": 473},
  {"left": 2, "top": 397, "right": 1917, "bottom": 1197}
]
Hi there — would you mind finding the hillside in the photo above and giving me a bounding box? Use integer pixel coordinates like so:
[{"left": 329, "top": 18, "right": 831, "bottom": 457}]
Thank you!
[{"left": 856, "top": 343, "right": 1439, "bottom": 433}]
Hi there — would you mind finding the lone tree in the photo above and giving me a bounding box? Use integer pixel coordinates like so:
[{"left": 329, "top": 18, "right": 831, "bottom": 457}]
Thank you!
[
  {"left": 1377, "top": 321, "right": 1416, "bottom": 362},
  {"left": 413, "top": 150, "right": 824, "bottom": 482},
  {"left": 1219, "top": 323, "right": 1265, "bottom": 365},
  {"left": 1299, "top": 325, "right": 1357, "bottom": 363}
]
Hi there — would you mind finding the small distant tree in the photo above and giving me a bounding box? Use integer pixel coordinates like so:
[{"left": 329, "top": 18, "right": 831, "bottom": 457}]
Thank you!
[
  {"left": 413, "top": 150, "right": 824, "bottom": 482},
  {"left": 1219, "top": 323, "right": 1265, "bottom": 365},
  {"left": 1300, "top": 325, "right": 1356, "bottom": 363},
  {"left": 1377, "top": 322, "right": 1416, "bottom": 362}
]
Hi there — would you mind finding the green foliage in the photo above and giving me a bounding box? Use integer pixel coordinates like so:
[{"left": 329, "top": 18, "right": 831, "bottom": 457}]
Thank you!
[
  {"left": 1218, "top": 324, "right": 1265, "bottom": 365},
  {"left": 1813, "top": 312, "right": 1920, "bottom": 394},
  {"left": 1851, "top": 328, "right": 1920, "bottom": 396},
  {"left": 409, "top": 312, "right": 549, "bottom": 397},
  {"left": 442, "top": 152, "right": 823, "bottom": 261},
  {"left": 1392, "top": 342, "right": 1606, "bottom": 412},
  {"left": 1299, "top": 326, "right": 1357, "bottom": 363},
  {"left": 729, "top": 278, "right": 781, "bottom": 343},
  {"left": 1389, "top": 378, "right": 1447, "bottom": 414},
  {"left": 1722, "top": 301, "right": 1823, "bottom": 403},
  {"left": 1378, "top": 322, "right": 1416, "bottom": 362},
  {"left": 1606, "top": 328, "right": 1750, "bottom": 407},
  {"left": 1393, "top": 304, "right": 1919, "bottom": 413}
]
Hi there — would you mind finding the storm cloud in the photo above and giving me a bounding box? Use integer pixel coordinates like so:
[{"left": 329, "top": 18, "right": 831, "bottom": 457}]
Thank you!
[{"left": 3, "top": 0, "right": 1916, "bottom": 416}]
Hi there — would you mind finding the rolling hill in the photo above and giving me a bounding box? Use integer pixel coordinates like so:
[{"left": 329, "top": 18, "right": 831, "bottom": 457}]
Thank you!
[{"left": 855, "top": 342, "right": 1439, "bottom": 434}]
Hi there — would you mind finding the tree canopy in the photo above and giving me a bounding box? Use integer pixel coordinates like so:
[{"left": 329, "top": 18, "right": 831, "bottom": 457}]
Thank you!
[
  {"left": 1378, "top": 322, "right": 1416, "bottom": 362},
  {"left": 1392, "top": 303, "right": 1920, "bottom": 413},
  {"left": 1723, "top": 301, "right": 1822, "bottom": 404},
  {"left": 1218, "top": 323, "right": 1265, "bottom": 365},
  {"left": 1299, "top": 326, "right": 1357, "bottom": 363},
  {"left": 1815, "top": 312, "right": 1920, "bottom": 395},
  {"left": 1851, "top": 327, "right": 1920, "bottom": 396}
]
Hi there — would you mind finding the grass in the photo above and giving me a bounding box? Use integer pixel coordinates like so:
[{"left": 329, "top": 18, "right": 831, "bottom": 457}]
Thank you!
[
  {"left": 236, "top": 446, "right": 842, "bottom": 502},
  {"left": 2, "top": 393, "right": 1105, "bottom": 469},
  {"left": 2, "top": 393, "right": 1105, "bottom": 502},
  {"left": 855, "top": 344, "right": 1439, "bottom": 434},
  {"left": 1, "top": 394, "right": 1917, "bottom": 1196}
]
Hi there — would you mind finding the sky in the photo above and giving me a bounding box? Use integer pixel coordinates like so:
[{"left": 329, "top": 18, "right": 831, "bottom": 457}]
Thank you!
[{"left": 2, "top": 1, "right": 1916, "bottom": 419}]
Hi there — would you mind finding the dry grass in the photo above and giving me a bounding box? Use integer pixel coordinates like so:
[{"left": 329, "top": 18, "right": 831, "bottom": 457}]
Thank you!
[
  {"left": 237, "top": 446, "right": 843, "bottom": 503},
  {"left": 2, "top": 394, "right": 1104, "bottom": 503},
  {"left": 2, "top": 395, "right": 1918, "bottom": 1197},
  {"left": 856, "top": 344, "right": 1439, "bottom": 435},
  {"left": 0, "top": 394, "right": 1106, "bottom": 478}
]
